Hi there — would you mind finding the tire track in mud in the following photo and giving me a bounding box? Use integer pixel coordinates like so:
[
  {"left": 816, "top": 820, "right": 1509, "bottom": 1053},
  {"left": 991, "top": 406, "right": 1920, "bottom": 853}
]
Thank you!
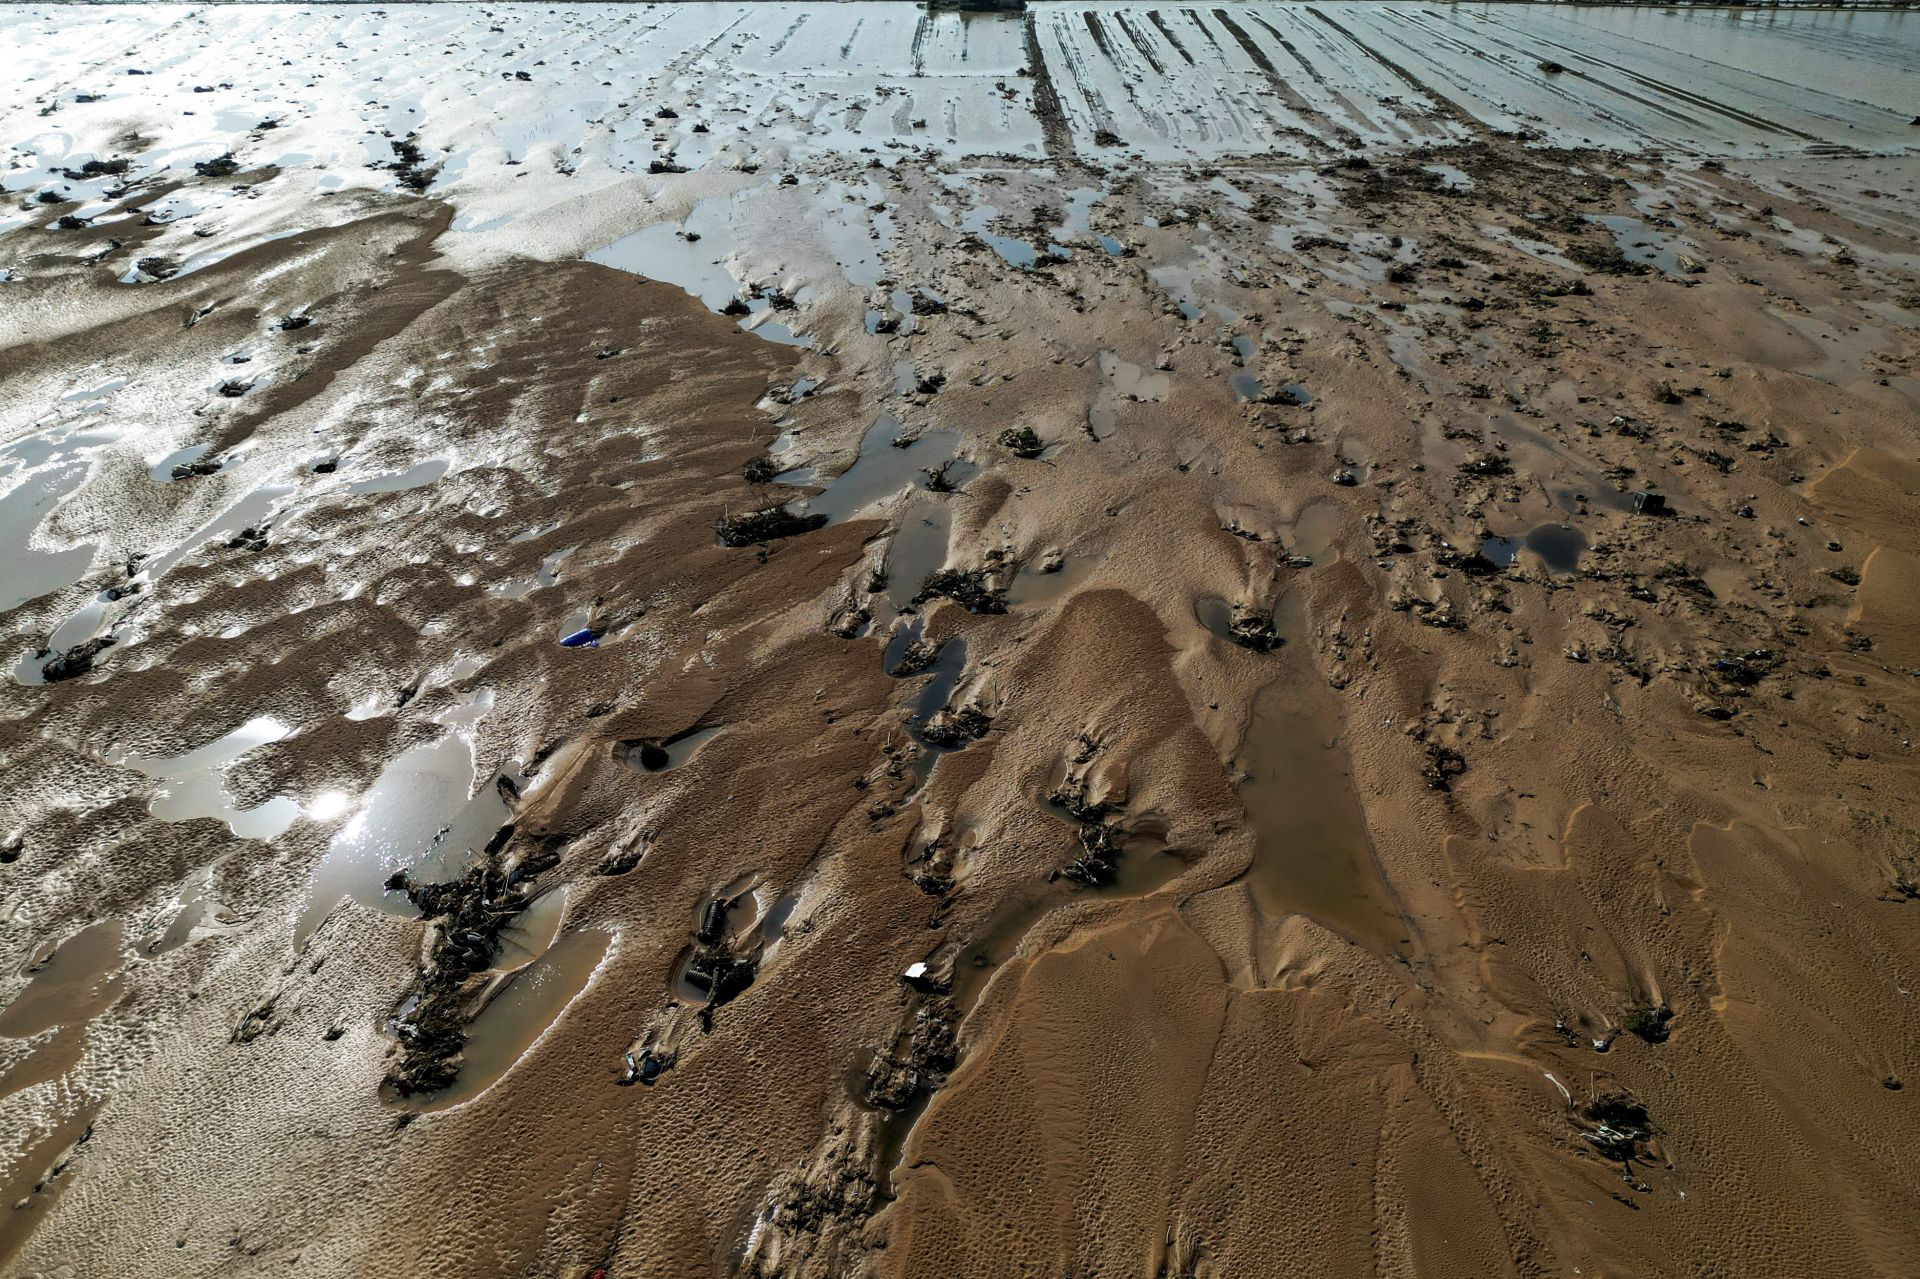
[
  {"left": 910, "top": 10, "right": 929, "bottom": 77},
  {"left": 1021, "top": 10, "right": 1074, "bottom": 165},
  {"left": 766, "top": 10, "right": 809, "bottom": 60},
  {"left": 1303, "top": 7, "right": 1475, "bottom": 130},
  {"left": 1085, "top": 10, "right": 1187, "bottom": 145},
  {"left": 838, "top": 15, "right": 864, "bottom": 62},
  {"left": 1145, "top": 10, "right": 1196, "bottom": 68},
  {"left": 1380, "top": 6, "right": 1693, "bottom": 144},
  {"left": 1209, "top": 8, "right": 1348, "bottom": 148},
  {"left": 1246, "top": 12, "right": 1383, "bottom": 139},
  {"left": 1278, "top": 8, "right": 1448, "bottom": 142},
  {"left": 1112, "top": 11, "right": 1168, "bottom": 78}
]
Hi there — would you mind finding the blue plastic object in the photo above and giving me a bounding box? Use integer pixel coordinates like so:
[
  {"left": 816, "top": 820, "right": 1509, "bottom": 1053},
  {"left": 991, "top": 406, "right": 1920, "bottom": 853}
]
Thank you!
[{"left": 560, "top": 628, "right": 598, "bottom": 649}]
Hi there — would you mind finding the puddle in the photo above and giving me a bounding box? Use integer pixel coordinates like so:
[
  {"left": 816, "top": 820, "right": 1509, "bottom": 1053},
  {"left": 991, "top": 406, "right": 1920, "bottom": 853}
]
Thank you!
[
  {"left": 293, "top": 732, "right": 511, "bottom": 949},
  {"left": 1551, "top": 481, "right": 1637, "bottom": 517},
  {"left": 1480, "top": 535, "right": 1521, "bottom": 568},
  {"left": 414, "top": 928, "right": 611, "bottom": 1112},
  {"left": 141, "top": 482, "right": 297, "bottom": 583},
  {"left": 0, "top": 921, "right": 124, "bottom": 1039},
  {"left": 951, "top": 829, "right": 1186, "bottom": 1018},
  {"left": 111, "top": 716, "right": 302, "bottom": 841},
  {"left": 585, "top": 195, "right": 817, "bottom": 347},
  {"left": 1523, "top": 523, "right": 1587, "bottom": 573},
  {"left": 485, "top": 886, "right": 568, "bottom": 973},
  {"left": 903, "top": 637, "right": 969, "bottom": 788},
  {"left": 760, "top": 893, "right": 799, "bottom": 946},
  {"left": 1007, "top": 556, "right": 1099, "bottom": 609},
  {"left": 882, "top": 500, "right": 953, "bottom": 617},
  {"left": 1236, "top": 676, "right": 1406, "bottom": 955},
  {"left": 1591, "top": 214, "right": 1690, "bottom": 276},
  {"left": 1060, "top": 187, "right": 1103, "bottom": 237},
  {"left": 980, "top": 231, "right": 1038, "bottom": 270},
  {"left": 0, "top": 461, "right": 96, "bottom": 611},
  {"left": 935, "top": 194, "right": 1065, "bottom": 272},
  {"left": 623, "top": 725, "right": 723, "bottom": 774},
  {"left": 951, "top": 894, "right": 1056, "bottom": 1016},
  {"left": 1290, "top": 503, "right": 1343, "bottom": 565},
  {"left": 778, "top": 415, "right": 968, "bottom": 524},
  {"left": 139, "top": 866, "right": 245, "bottom": 956},
  {"left": 0, "top": 1102, "right": 99, "bottom": 1266},
  {"left": 507, "top": 519, "right": 561, "bottom": 545},
  {"left": 1099, "top": 350, "right": 1169, "bottom": 402},
  {"left": 1488, "top": 523, "right": 1585, "bottom": 573},
  {"left": 489, "top": 546, "right": 571, "bottom": 599},
  {"left": 346, "top": 457, "right": 449, "bottom": 496},
  {"left": 150, "top": 443, "right": 216, "bottom": 482},
  {"left": 1196, "top": 594, "right": 1293, "bottom": 650}
]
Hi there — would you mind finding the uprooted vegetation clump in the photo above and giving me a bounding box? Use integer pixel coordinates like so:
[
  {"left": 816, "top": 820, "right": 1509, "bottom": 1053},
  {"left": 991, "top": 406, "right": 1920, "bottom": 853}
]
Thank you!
[
  {"left": 1227, "top": 604, "right": 1282, "bottom": 652},
  {"left": 382, "top": 828, "right": 562, "bottom": 1097},
  {"left": 914, "top": 567, "right": 1007, "bottom": 614},
  {"left": 997, "top": 426, "right": 1045, "bottom": 458},
  {"left": 920, "top": 703, "right": 993, "bottom": 748},
  {"left": 680, "top": 894, "right": 759, "bottom": 1025},
  {"left": 716, "top": 504, "right": 827, "bottom": 547}
]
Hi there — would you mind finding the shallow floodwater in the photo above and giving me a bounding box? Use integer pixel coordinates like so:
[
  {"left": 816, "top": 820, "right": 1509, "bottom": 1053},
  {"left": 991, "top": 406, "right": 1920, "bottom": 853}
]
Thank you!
[
  {"left": 115, "top": 717, "right": 302, "bottom": 841},
  {"left": 0, "top": 463, "right": 97, "bottom": 611},
  {"left": 1237, "top": 674, "right": 1406, "bottom": 955},
  {"left": 416, "top": 929, "right": 611, "bottom": 1111},
  {"left": 0, "top": 921, "right": 123, "bottom": 1040},
  {"left": 294, "top": 730, "right": 512, "bottom": 948},
  {"left": 778, "top": 415, "right": 967, "bottom": 524}
]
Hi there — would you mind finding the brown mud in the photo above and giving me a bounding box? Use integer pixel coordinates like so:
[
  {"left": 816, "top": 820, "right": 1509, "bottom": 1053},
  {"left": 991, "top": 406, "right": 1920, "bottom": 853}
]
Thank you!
[{"left": 3, "top": 14, "right": 1920, "bottom": 1279}]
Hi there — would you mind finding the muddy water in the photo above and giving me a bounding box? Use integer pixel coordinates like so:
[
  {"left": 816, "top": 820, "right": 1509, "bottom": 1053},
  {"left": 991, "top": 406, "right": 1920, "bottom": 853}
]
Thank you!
[
  {"left": 1236, "top": 676, "right": 1407, "bottom": 956},
  {"left": 903, "top": 638, "right": 969, "bottom": 789},
  {"left": 293, "top": 731, "right": 511, "bottom": 949},
  {"left": 0, "top": 921, "right": 124, "bottom": 1040},
  {"left": 415, "top": 928, "right": 612, "bottom": 1112},
  {"left": 0, "top": 461, "right": 97, "bottom": 611},
  {"left": 585, "top": 199, "right": 810, "bottom": 346},
  {"left": 114, "top": 716, "right": 302, "bottom": 841},
  {"left": 345, "top": 457, "right": 449, "bottom": 496},
  {"left": 622, "top": 726, "right": 724, "bottom": 774},
  {"left": 1523, "top": 523, "right": 1587, "bottom": 574},
  {"left": 951, "top": 829, "right": 1188, "bottom": 1018},
  {"left": 1007, "top": 556, "right": 1099, "bottom": 609},
  {"left": 0, "top": 1103, "right": 99, "bottom": 1270},
  {"left": 882, "top": 499, "right": 953, "bottom": 617},
  {"left": 778, "top": 415, "right": 967, "bottom": 525},
  {"left": 1291, "top": 502, "right": 1344, "bottom": 565}
]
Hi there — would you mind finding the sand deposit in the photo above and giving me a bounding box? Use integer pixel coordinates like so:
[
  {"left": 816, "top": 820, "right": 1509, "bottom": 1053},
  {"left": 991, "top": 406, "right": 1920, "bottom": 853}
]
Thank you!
[{"left": 2, "top": 4, "right": 1918, "bottom": 1276}]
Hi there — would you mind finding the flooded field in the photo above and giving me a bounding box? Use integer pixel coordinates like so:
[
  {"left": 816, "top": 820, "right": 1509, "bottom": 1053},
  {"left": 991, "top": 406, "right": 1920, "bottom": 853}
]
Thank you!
[{"left": 3, "top": 2, "right": 1919, "bottom": 1277}]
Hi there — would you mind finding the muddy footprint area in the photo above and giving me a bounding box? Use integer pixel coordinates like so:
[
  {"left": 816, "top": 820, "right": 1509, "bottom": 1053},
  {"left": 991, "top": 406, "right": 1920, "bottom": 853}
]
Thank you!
[{"left": 3, "top": 4, "right": 1920, "bottom": 1279}]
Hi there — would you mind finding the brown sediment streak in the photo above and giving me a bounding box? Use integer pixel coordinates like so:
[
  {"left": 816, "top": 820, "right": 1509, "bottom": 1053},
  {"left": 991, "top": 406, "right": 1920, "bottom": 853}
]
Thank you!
[
  {"left": 1145, "top": 10, "right": 1195, "bottom": 68},
  {"left": 1210, "top": 8, "right": 1346, "bottom": 146},
  {"left": 1022, "top": 9, "right": 1074, "bottom": 164}
]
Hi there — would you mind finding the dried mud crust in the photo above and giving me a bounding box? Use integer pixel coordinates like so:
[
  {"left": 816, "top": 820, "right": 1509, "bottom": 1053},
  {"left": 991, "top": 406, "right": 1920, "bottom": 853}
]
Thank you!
[{"left": 1, "top": 59, "right": 1918, "bottom": 1279}]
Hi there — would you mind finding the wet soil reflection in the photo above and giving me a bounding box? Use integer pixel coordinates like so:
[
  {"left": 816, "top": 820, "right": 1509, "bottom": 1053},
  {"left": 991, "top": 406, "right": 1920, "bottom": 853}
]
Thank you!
[
  {"left": 414, "top": 929, "right": 611, "bottom": 1112},
  {"left": 1236, "top": 678, "right": 1407, "bottom": 955}
]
